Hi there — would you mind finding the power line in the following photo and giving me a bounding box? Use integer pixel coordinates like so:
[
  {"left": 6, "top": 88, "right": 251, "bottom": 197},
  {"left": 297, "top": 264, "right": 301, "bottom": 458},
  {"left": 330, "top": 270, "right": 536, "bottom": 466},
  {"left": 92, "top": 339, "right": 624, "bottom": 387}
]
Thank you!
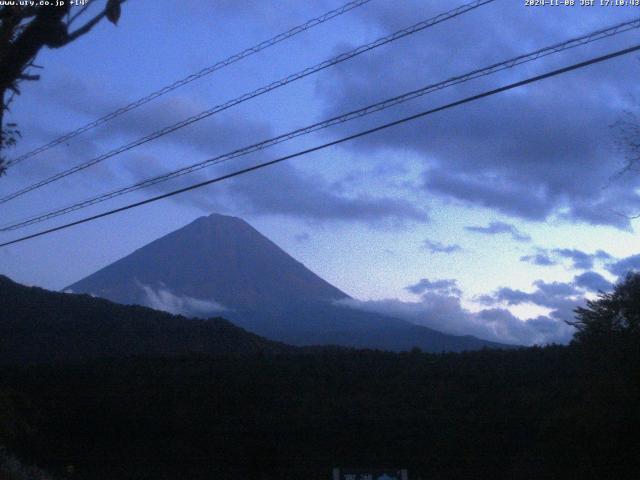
[
  {"left": 2, "top": 43, "right": 638, "bottom": 249},
  {"left": 2, "top": 17, "right": 638, "bottom": 232},
  {"left": 5, "top": 0, "right": 374, "bottom": 168},
  {"left": 0, "top": 0, "right": 496, "bottom": 205}
]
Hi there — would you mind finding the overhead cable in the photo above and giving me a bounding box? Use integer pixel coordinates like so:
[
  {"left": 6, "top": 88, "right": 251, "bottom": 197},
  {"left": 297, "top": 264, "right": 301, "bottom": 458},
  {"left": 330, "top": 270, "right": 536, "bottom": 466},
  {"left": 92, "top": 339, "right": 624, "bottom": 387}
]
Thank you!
[
  {"left": 0, "top": 0, "right": 496, "bottom": 204},
  {"left": 2, "top": 43, "right": 638, "bottom": 248},
  {"left": 2, "top": 17, "right": 638, "bottom": 232},
  {"left": 5, "top": 0, "right": 375, "bottom": 168}
]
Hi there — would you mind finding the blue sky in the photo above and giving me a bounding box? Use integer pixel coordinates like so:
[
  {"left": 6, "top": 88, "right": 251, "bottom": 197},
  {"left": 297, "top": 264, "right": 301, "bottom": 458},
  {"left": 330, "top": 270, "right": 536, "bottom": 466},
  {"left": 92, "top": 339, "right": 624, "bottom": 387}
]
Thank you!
[{"left": 1, "top": 0, "right": 640, "bottom": 345}]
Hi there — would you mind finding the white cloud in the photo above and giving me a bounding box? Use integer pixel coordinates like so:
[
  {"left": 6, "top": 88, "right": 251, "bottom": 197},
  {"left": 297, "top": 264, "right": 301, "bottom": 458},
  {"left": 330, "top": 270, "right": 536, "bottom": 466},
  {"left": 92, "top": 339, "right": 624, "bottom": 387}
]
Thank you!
[
  {"left": 336, "top": 292, "right": 574, "bottom": 346},
  {"left": 138, "top": 283, "right": 228, "bottom": 318}
]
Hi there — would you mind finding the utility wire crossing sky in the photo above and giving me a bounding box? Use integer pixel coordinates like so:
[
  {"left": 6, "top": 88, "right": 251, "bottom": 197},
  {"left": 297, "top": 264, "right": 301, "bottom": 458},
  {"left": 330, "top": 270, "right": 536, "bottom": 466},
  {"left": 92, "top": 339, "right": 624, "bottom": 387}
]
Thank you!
[
  {"left": 2, "top": 0, "right": 639, "bottom": 346},
  {"left": 1, "top": 15, "right": 638, "bottom": 233},
  {"left": 5, "top": 0, "right": 374, "bottom": 168},
  {"left": 0, "top": 0, "right": 495, "bottom": 205},
  {"left": 2, "top": 42, "right": 638, "bottom": 248}
]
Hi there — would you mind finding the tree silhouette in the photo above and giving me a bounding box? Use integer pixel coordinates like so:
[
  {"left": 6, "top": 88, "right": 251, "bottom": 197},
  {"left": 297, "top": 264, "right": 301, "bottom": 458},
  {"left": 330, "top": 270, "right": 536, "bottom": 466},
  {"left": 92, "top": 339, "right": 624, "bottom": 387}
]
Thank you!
[
  {"left": 0, "top": 0, "right": 125, "bottom": 175},
  {"left": 570, "top": 272, "right": 640, "bottom": 345},
  {"left": 614, "top": 108, "right": 640, "bottom": 178}
]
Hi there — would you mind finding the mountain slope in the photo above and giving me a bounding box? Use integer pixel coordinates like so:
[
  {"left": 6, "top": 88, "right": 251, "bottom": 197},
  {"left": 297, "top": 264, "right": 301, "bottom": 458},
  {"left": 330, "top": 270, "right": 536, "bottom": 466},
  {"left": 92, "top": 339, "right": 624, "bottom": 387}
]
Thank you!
[
  {"left": 67, "top": 213, "right": 347, "bottom": 311},
  {"left": 224, "top": 304, "right": 507, "bottom": 351},
  {"left": 66, "top": 213, "right": 510, "bottom": 352},
  {"left": 0, "top": 275, "right": 291, "bottom": 364}
]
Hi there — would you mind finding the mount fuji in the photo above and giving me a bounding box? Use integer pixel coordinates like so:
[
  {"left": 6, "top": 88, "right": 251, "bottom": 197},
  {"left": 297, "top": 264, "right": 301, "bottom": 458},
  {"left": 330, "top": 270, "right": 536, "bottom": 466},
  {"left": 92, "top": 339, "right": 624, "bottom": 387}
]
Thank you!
[{"left": 66, "top": 213, "right": 507, "bottom": 352}]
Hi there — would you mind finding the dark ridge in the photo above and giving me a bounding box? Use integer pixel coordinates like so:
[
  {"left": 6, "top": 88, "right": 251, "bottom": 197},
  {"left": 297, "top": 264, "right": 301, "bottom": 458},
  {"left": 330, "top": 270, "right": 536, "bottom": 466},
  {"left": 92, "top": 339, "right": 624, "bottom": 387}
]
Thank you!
[
  {"left": 0, "top": 275, "right": 292, "bottom": 364},
  {"left": 65, "top": 212, "right": 513, "bottom": 352}
]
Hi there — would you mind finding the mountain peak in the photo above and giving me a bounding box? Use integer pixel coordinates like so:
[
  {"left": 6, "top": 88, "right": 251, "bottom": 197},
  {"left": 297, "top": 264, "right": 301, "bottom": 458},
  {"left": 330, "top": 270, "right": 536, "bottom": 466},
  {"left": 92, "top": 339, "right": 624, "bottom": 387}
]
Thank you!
[
  {"left": 67, "top": 213, "right": 348, "bottom": 313},
  {"left": 198, "top": 212, "right": 246, "bottom": 224},
  {"left": 63, "top": 213, "right": 508, "bottom": 352},
  {"left": 183, "top": 212, "right": 249, "bottom": 231},
  {"left": 207, "top": 212, "right": 242, "bottom": 220}
]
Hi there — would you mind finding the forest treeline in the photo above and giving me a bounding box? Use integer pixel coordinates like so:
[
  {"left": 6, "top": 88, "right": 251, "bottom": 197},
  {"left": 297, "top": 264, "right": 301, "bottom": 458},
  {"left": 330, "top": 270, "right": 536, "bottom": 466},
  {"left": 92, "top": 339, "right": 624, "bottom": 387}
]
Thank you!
[
  {"left": 0, "top": 274, "right": 639, "bottom": 480},
  {"left": 1, "top": 343, "right": 638, "bottom": 480}
]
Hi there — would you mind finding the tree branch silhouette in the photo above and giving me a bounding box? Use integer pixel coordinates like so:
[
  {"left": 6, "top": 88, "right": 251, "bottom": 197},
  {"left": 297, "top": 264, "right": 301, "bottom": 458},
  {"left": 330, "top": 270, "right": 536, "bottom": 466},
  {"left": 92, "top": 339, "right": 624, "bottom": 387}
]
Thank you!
[{"left": 0, "top": 0, "right": 125, "bottom": 175}]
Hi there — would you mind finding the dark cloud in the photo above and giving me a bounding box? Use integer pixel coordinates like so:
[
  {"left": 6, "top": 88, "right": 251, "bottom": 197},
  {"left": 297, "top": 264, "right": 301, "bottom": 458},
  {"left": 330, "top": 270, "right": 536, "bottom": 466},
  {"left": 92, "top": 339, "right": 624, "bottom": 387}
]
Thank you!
[
  {"left": 13, "top": 4, "right": 640, "bottom": 232},
  {"left": 227, "top": 162, "right": 430, "bottom": 226},
  {"left": 339, "top": 292, "right": 574, "bottom": 346},
  {"left": 608, "top": 253, "right": 640, "bottom": 278},
  {"left": 533, "top": 280, "right": 579, "bottom": 298},
  {"left": 422, "top": 239, "right": 462, "bottom": 254},
  {"left": 573, "top": 271, "right": 613, "bottom": 292},
  {"left": 520, "top": 252, "right": 557, "bottom": 267},
  {"left": 89, "top": 95, "right": 275, "bottom": 157},
  {"left": 484, "top": 287, "right": 532, "bottom": 306},
  {"left": 6, "top": 67, "right": 432, "bottom": 228},
  {"left": 465, "top": 221, "right": 530, "bottom": 242},
  {"left": 480, "top": 279, "right": 583, "bottom": 325},
  {"left": 395, "top": 275, "right": 575, "bottom": 344},
  {"left": 405, "top": 278, "right": 461, "bottom": 297},
  {"left": 97, "top": 95, "right": 432, "bottom": 227},
  {"left": 135, "top": 159, "right": 430, "bottom": 227},
  {"left": 489, "top": 285, "right": 578, "bottom": 311},
  {"left": 553, "top": 248, "right": 611, "bottom": 270},
  {"left": 426, "top": 170, "right": 555, "bottom": 222},
  {"left": 315, "top": 1, "right": 640, "bottom": 228},
  {"left": 520, "top": 247, "right": 613, "bottom": 270}
]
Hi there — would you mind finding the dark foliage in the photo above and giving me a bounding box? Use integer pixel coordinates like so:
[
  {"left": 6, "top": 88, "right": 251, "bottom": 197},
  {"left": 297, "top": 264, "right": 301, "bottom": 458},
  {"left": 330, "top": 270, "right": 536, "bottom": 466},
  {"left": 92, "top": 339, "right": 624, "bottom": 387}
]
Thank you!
[
  {"left": 571, "top": 272, "right": 640, "bottom": 346},
  {"left": 0, "top": 1, "right": 125, "bottom": 173},
  {"left": 0, "top": 343, "right": 638, "bottom": 480},
  {"left": 66, "top": 213, "right": 507, "bottom": 352},
  {"left": 1, "top": 274, "right": 638, "bottom": 478},
  {"left": 0, "top": 275, "right": 291, "bottom": 364}
]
